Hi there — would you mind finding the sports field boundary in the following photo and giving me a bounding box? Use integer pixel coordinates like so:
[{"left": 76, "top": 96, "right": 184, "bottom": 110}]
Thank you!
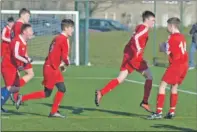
[{"left": 34, "top": 76, "right": 197, "bottom": 96}]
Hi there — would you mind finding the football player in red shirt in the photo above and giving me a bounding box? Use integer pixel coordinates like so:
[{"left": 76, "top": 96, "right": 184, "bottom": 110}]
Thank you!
[
  {"left": 148, "top": 17, "right": 188, "bottom": 119},
  {"left": 95, "top": 11, "right": 155, "bottom": 112},
  {"left": 1, "top": 24, "right": 34, "bottom": 112},
  {"left": 11, "top": 8, "right": 30, "bottom": 39},
  {"left": 15, "top": 19, "right": 74, "bottom": 118},
  {"left": 1, "top": 17, "right": 14, "bottom": 57},
  {"left": 10, "top": 8, "right": 32, "bottom": 103}
]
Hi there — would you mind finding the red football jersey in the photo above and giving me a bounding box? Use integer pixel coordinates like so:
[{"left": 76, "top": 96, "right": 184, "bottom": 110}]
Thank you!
[
  {"left": 166, "top": 33, "right": 188, "bottom": 64},
  {"left": 9, "top": 35, "right": 29, "bottom": 67},
  {"left": 11, "top": 20, "right": 24, "bottom": 39},
  {"left": 1, "top": 25, "right": 11, "bottom": 43},
  {"left": 1, "top": 51, "right": 15, "bottom": 68},
  {"left": 124, "top": 24, "right": 149, "bottom": 54},
  {"left": 45, "top": 33, "right": 69, "bottom": 69}
]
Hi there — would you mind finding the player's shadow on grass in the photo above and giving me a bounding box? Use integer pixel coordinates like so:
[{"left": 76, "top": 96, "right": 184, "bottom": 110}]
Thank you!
[
  {"left": 2, "top": 110, "right": 25, "bottom": 116},
  {"left": 39, "top": 103, "right": 147, "bottom": 118},
  {"left": 151, "top": 124, "right": 197, "bottom": 131},
  {"left": 2, "top": 109, "right": 46, "bottom": 117}
]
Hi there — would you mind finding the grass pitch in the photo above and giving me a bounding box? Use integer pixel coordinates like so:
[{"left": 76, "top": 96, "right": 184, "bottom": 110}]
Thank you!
[
  {"left": 1, "top": 28, "right": 197, "bottom": 131},
  {"left": 1, "top": 66, "right": 196, "bottom": 131}
]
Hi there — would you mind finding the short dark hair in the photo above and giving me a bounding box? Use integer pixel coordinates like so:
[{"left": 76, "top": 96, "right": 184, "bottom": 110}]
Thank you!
[
  {"left": 7, "top": 17, "right": 14, "bottom": 22},
  {"left": 21, "top": 24, "right": 32, "bottom": 34},
  {"left": 61, "top": 19, "right": 74, "bottom": 31},
  {"left": 167, "top": 17, "right": 181, "bottom": 29},
  {"left": 142, "top": 10, "right": 155, "bottom": 22},
  {"left": 19, "top": 8, "right": 31, "bottom": 17}
]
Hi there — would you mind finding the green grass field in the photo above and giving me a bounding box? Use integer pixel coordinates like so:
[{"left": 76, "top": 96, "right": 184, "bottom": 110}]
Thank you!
[{"left": 1, "top": 29, "right": 197, "bottom": 131}]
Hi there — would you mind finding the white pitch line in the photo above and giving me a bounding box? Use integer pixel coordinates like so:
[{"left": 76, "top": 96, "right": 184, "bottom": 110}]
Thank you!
[
  {"left": 125, "top": 79, "right": 197, "bottom": 95},
  {"left": 34, "top": 76, "right": 197, "bottom": 95}
]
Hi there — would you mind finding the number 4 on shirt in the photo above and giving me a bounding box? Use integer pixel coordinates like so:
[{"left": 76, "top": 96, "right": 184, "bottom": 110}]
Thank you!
[{"left": 179, "top": 41, "right": 186, "bottom": 54}]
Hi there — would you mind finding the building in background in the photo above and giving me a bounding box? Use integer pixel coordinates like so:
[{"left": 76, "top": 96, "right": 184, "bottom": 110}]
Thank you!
[{"left": 1, "top": 0, "right": 196, "bottom": 28}]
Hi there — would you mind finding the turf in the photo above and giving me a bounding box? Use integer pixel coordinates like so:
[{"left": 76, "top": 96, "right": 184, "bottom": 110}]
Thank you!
[
  {"left": 1, "top": 29, "right": 197, "bottom": 131},
  {"left": 1, "top": 66, "right": 197, "bottom": 131}
]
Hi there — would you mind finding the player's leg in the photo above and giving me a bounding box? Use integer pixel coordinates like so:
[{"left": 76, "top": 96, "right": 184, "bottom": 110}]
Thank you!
[
  {"left": 147, "top": 81, "right": 168, "bottom": 120},
  {"left": 137, "top": 67, "right": 153, "bottom": 112},
  {"left": 15, "top": 65, "right": 54, "bottom": 110},
  {"left": 49, "top": 82, "right": 66, "bottom": 118},
  {"left": 15, "top": 88, "right": 52, "bottom": 110},
  {"left": 1, "top": 85, "right": 20, "bottom": 112},
  {"left": 49, "top": 69, "right": 66, "bottom": 118},
  {"left": 1, "top": 69, "right": 11, "bottom": 108},
  {"left": 95, "top": 70, "right": 129, "bottom": 106},
  {"left": 95, "top": 54, "right": 132, "bottom": 106},
  {"left": 134, "top": 59, "right": 153, "bottom": 112},
  {"left": 165, "top": 65, "right": 188, "bottom": 119},
  {"left": 21, "top": 66, "right": 35, "bottom": 85},
  {"left": 100, "top": 70, "right": 129, "bottom": 95},
  {"left": 164, "top": 84, "right": 178, "bottom": 119},
  {"left": 1, "top": 68, "right": 20, "bottom": 111},
  {"left": 13, "top": 65, "right": 34, "bottom": 102},
  {"left": 1, "top": 86, "right": 11, "bottom": 112},
  {"left": 147, "top": 66, "right": 180, "bottom": 120}
]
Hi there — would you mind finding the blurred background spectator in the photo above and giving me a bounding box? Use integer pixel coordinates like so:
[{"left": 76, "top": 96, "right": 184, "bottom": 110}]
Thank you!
[{"left": 189, "top": 22, "right": 197, "bottom": 70}]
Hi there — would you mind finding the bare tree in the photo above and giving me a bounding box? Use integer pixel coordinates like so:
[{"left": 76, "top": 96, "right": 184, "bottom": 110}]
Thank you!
[{"left": 82, "top": 0, "right": 116, "bottom": 17}]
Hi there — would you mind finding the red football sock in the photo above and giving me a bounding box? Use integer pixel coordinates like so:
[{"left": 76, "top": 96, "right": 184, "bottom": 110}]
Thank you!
[
  {"left": 100, "top": 79, "right": 119, "bottom": 96},
  {"left": 51, "top": 91, "right": 64, "bottom": 114},
  {"left": 143, "top": 79, "right": 152, "bottom": 104},
  {"left": 13, "top": 92, "right": 19, "bottom": 101},
  {"left": 169, "top": 94, "right": 178, "bottom": 113},
  {"left": 22, "top": 91, "right": 45, "bottom": 102},
  {"left": 20, "top": 78, "right": 26, "bottom": 87},
  {"left": 13, "top": 79, "right": 27, "bottom": 101},
  {"left": 156, "top": 94, "right": 165, "bottom": 114}
]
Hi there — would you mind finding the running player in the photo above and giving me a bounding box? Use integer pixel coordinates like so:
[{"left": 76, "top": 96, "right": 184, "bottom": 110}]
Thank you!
[
  {"left": 1, "top": 24, "right": 34, "bottom": 112},
  {"left": 95, "top": 11, "right": 155, "bottom": 112},
  {"left": 15, "top": 19, "right": 74, "bottom": 118},
  {"left": 1, "top": 17, "right": 14, "bottom": 57}
]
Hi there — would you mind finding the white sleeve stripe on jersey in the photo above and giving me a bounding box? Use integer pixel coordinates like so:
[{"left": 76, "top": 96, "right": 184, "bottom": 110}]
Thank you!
[
  {"left": 2, "top": 27, "right": 11, "bottom": 42},
  {"left": 134, "top": 27, "right": 148, "bottom": 51},
  {"left": 67, "top": 39, "right": 70, "bottom": 60},
  {"left": 15, "top": 41, "right": 28, "bottom": 63}
]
